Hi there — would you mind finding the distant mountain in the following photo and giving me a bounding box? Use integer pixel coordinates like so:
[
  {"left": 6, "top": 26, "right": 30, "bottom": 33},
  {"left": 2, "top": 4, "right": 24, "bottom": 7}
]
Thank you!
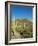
[{"left": 15, "top": 18, "right": 32, "bottom": 24}]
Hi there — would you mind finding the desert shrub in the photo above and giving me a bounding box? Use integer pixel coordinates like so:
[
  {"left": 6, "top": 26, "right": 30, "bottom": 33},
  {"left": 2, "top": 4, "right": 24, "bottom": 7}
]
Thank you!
[
  {"left": 15, "top": 24, "right": 33, "bottom": 38},
  {"left": 16, "top": 25, "right": 24, "bottom": 32},
  {"left": 21, "top": 25, "right": 33, "bottom": 38}
]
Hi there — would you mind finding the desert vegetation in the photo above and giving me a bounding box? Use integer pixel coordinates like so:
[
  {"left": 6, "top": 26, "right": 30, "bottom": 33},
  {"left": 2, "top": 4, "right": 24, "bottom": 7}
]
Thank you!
[{"left": 11, "top": 19, "right": 33, "bottom": 39}]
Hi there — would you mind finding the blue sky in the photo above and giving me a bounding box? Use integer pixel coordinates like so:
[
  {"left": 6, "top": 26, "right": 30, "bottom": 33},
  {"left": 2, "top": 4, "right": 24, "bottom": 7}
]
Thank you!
[{"left": 10, "top": 5, "right": 33, "bottom": 20}]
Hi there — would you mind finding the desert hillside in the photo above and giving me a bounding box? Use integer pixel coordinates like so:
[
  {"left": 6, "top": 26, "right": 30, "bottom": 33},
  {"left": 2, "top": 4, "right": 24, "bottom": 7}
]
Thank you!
[{"left": 10, "top": 19, "right": 33, "bottom": 39}]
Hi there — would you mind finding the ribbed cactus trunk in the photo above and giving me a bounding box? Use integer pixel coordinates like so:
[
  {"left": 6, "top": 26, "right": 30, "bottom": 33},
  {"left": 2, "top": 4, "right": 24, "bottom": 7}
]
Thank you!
[
  {"left": 12, "top": 16, "right": 21, "bottom": 38},
  {"left": 13, "top": 22, "right": 21, "bottom": 38}
]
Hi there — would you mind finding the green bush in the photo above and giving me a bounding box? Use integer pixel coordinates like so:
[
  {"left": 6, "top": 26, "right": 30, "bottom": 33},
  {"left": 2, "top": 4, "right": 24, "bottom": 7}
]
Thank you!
[{"left": 15, "top": 24, "right": 33, "bottom": 38}]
